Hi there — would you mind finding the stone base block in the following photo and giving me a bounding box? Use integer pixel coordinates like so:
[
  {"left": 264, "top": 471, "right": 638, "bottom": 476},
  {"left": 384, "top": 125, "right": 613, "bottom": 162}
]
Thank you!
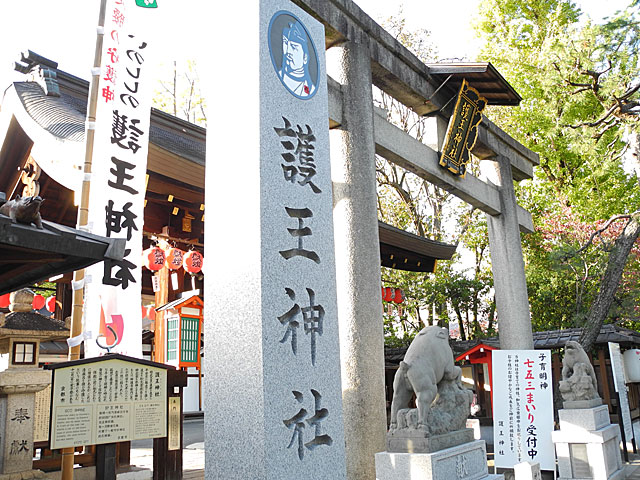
[
  {"left": 0, "top": 469, "right": 45, "bottom": 479},
  {"left": 563, "top": 398, "right": 603, "bottom": 409},
  {"left": 553, "top": 423, "right": 623, "bottom": 480},
  {"left": 558, "top": 404, "right": 611, "bottom": 432},
  {"left": 558, "top": 468, "right": 625, "bottom": 480},
  {"left": 43, "top": 466, "right": 96, "bottom": 480},
  {"left": 376, "top": 439, "right": 503, "bottom": 480},
  {"left": 386, "top": 428, "right": 475, "bottom": 453}
]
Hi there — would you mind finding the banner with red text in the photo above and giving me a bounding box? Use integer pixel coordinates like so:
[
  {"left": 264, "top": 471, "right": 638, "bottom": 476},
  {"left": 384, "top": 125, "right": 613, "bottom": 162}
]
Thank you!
[
  {"left": 492, "top": 350, "right": 555, "bottom": 470},
  {"left": 84, "top": 0, "right": 158, "bottom": 358}
]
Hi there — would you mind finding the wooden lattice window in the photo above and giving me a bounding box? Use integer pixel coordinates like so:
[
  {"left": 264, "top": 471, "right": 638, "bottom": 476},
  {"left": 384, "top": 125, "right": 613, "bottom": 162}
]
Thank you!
[
  {"left": 167, "top": 317, "right": 179, "bottom": 362},
  {"left": 180, "top": 316, "right": 200, "bottom": 364}
]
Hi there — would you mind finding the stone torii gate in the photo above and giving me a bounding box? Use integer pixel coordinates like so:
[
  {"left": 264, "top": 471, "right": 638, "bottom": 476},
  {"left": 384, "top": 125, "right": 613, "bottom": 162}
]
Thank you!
[{"left": 202, "top": 1, "right": 538, "bottom": 479}]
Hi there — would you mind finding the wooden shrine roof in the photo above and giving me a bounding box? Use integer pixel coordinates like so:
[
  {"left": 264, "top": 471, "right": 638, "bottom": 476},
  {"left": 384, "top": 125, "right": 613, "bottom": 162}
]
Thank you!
[
  {"left": 378, "top": 221, "right": 456, "bottom": 273},
  {"left": 426, "top": 62, "right": 522, "bottom": 107},
  {"left": 0, "top": 204, "right": 125, "bottom": 295},
  {"left": 3, "top": 57, "right": 455, "bottom": 273}
]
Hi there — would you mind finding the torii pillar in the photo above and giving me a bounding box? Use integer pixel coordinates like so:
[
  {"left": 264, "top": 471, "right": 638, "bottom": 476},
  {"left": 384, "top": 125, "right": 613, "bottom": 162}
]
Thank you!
[
  {"left": 329, "top": 42, "right": 387, "bottom": 480},
  {"left": 481, "top": 155, "right": 534, "bottom": 350}
]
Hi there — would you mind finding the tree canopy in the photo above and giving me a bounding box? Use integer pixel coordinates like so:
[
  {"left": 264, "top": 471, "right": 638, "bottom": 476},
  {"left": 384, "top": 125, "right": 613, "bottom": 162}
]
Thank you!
[
  {"left": 475, "top": 0, "right": 640, "bottom": 349},
  {"left": 375, "top": 1, "right": 640, "bottom": 348}
]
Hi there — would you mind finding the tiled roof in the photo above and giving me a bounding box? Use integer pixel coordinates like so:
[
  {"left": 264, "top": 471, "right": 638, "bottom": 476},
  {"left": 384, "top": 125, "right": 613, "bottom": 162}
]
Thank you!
[
  {"left": 385, "top": 325, "right": 640, "bottom": 366},
  {"left": 12, "top": 75, "right": 206, "bottom": 166},
  {"left": 532, "top": 324, "right": 640, "bottom": 349},
  {"left": 3, "top": 311, "right": 68, "bottom": 332},
  {"left": 14, "top": 82, "right": 85, "bottom": 141}
]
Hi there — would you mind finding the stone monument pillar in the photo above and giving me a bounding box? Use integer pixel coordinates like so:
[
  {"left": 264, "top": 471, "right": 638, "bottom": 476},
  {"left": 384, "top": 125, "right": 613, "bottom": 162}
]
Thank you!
[
  {"left": 375, "top": 326, "right": 503, "bottom": 480},
  {"left": 552, "top": 342, "right": 624, "bottom": 480},
  {"left": 202, "top": 2, "right": 347, "bottom": 478},
  {"left": 0, "top": 289, "right": 69, "bottom": 479},
  {"left": 328, "top": 41, "right": 387, "bottom": 480}
]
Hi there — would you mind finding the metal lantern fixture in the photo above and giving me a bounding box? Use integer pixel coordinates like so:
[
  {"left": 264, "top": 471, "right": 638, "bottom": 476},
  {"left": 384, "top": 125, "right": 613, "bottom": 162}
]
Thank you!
[{"left": 143, "top": 246, "right": 166, "bottom": 271}]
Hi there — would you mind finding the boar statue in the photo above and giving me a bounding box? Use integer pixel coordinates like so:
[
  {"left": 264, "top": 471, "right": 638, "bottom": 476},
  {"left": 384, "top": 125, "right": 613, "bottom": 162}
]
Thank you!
[{"left": 389, "top": 326, "right": 472, "bottom": 436}]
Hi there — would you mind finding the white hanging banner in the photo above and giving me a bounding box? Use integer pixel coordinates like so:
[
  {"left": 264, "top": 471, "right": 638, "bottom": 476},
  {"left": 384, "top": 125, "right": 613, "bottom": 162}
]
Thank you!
[
  {"left": 492, "top": 350, "right": 555, "bottom": 471},
  {"left": 609, "top": 342, "right": 634, "bottom": 444},
  {"left": 84, "top": 0, "right": 158, "bottom": 358}
]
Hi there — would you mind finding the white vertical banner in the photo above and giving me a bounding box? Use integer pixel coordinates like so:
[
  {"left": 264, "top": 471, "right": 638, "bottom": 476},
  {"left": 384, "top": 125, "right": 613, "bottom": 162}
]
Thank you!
[
  {"left": 84, "top": 0, "right": 158, "bottom": 358},
  {"left": 609, "top": 342, "right": 634, "bottom": 444},
  {"left": 492, "top": 350, "right": 555, "bottom": 470}
]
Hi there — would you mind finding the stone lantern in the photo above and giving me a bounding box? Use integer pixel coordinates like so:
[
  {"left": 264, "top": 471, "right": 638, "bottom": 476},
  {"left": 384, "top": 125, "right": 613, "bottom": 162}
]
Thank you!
[{"left": 0, "top": 289, "right": 68, "bottom": 478}]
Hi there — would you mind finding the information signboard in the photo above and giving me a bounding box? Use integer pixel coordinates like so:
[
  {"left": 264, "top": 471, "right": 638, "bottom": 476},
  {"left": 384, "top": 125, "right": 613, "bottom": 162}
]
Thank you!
[
  {"left": 492, "top": 350, "right": 555, "bottom": 470},
  {"left": 34, "top": 384, "right": 52, "bottom": 443},
  {"left": 49, "top": 355, "right": 168, "bottom": 449}
]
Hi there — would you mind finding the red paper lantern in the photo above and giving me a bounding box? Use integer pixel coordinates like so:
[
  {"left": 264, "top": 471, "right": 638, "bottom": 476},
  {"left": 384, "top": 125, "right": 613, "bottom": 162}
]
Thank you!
[
  {"left": 46, "top": 295, "right": 57, "bottom": 313},
  {"left": 183, "top": 250, "right": 204, "bottom": 274},
  {"left": 141, "top": 305, "right": 148, "bottom": 319},
  {"left": 32, "top": 294, "right": 45, "bottom": 310},
  {"left": 165, "top": 248, "right": 184, "bottom": 270},
  {"left": 383, "top": 287, "right": 392, "bottom": 302},
  {"left": 392, "top": 288, "right": 404, "bottom": 304},
  {"left": 147, "top": 306, "right": 156, "bottom": 322},
  {"left": 0, "top": 294, "right": 9, "bottom": 308},
  {"left": 143, "top": 247, "right": 166, "bottom": 271},
  {"left": 381, "top": 287, "right": 385, "bottom": 300}
]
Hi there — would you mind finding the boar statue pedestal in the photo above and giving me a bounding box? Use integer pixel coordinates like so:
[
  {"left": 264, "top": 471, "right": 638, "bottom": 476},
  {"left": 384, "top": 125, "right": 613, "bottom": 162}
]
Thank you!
[
  {"left": 552, "top": 341, "right": 623, "bottom": 480},
  {"left": 375, "top": 326, "right": 502, "bottom": 480}
]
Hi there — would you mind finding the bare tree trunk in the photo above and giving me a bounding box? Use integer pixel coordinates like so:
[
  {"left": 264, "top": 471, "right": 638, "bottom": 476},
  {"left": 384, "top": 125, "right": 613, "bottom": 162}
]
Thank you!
[
  {"left": 172, "top": 60, "right": 177, "bottom": 116},
  {"left": 579, "top": 213, "right": 640, "bottom": 351},
  {"left": 487, "top": 296, "right": 496, "bottom": 332},
  {"left": 632, "top": 131, "right": 640, "bottom": 188},
  {"left": 454, "top": 307, "right": 467, "bottom": 341}
]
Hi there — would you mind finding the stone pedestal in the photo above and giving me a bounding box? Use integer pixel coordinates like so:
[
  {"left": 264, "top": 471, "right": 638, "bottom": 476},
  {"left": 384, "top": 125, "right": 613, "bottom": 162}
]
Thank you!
[
  {"left": 376, "top": 440, "right": 503, "bottom": 480},
  {"left": 0, "top": 368, "right": 50, "bottom": 479},
  {"left": 386, "top": 428, "right": 475, "bottom": 454},
  {"left": 514, "top": 461, "right": 541, "bottom": 480},
  {"left": 552, "top": 405, "right": 624, "bottom": 480}
]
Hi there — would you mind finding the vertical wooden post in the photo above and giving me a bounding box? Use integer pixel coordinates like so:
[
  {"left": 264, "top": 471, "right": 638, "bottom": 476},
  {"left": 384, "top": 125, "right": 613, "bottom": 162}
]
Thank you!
[
  {"left": 154, "top": 266, "right": 169, "bottom": 363},
  {"left": 153, "top": 231, "right": 171, "bottom": 363},
  {"left": 153, "top": 369, "right": 187, "bottom": 480},
  {"left": 62, "top": 1, "right": 107, "bottom": 479},
  {"left": 95, "top": 443, "right": 117, "bottom": 480},
  {"left": 598, "top": 349, "right": 612, "bottom": 412}
]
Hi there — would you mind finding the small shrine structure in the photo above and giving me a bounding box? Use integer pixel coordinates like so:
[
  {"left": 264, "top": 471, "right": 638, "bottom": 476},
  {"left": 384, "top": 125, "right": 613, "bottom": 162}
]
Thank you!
[{"left": 156, "top": 293, "right": 203, "bottom": 369}]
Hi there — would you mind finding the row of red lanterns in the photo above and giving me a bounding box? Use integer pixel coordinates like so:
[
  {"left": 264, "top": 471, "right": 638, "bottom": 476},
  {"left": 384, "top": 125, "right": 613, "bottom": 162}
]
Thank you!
[
  {"left": 142, "top": 246, "right": 204, "bottom": 274},
  {"left": 0, "top": 293, "right": 56, "bottom": 312},
  {"left": 381, "top": 287, "right": 405, "bottom": 304}
]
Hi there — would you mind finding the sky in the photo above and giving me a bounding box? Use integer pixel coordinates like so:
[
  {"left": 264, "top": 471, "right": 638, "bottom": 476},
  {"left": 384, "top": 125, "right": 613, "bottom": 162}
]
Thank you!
[{"left": 0, "top": 0, "right": 632, "bottom": 93}]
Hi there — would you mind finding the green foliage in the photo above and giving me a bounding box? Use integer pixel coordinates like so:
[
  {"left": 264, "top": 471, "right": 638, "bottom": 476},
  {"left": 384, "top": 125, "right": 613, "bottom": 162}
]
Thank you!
[
  {"left": 475, "top": 0, "right": 640, "bottom": 336},
  {"left": 33, "top": 281, "right": 55, "bottom": 298}
]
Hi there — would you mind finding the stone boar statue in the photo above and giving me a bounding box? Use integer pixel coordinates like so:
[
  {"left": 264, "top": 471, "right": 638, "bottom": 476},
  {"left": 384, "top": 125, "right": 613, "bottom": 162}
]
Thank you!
[{"left": 389, "top": 326, "right": 463, "bottom": 432}]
